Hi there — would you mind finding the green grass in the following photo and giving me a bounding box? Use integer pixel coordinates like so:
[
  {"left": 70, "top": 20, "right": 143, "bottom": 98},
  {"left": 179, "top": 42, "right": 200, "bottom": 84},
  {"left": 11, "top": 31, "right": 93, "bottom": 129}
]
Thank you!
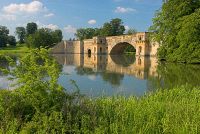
[
  {"left": 0, "top": 44, "right": 29, "bottom": 54},
  {"left": 0, "top": 86, "right": 200, "bottom": 133},
  {"left": 124, "top": 52, "right": 136, "bottom": 55},
  {"left": 0, "top": 48, "right": 199, "bottom": 133},
  {"left": 92, "top": 87, "right": 200, "bottom": 133}
]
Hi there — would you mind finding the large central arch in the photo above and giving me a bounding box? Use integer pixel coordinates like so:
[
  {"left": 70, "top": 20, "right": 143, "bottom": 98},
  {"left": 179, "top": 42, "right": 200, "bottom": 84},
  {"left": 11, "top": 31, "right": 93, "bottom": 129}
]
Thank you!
[{"left": 110, "top": 42, "right": 136, "bottom": 55}]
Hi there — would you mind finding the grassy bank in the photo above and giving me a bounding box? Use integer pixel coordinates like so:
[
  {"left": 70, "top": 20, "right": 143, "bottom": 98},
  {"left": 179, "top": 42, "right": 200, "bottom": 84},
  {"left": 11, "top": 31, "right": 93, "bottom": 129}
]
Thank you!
[
  {"left": 1, "top": 49, "right": 199, "bottom": 133},
  {"left": 0, "top": 86, "right": 200, "bottom": 133},
  {"left": 0, "top": 45, "right": 29, "bottom": 54}
]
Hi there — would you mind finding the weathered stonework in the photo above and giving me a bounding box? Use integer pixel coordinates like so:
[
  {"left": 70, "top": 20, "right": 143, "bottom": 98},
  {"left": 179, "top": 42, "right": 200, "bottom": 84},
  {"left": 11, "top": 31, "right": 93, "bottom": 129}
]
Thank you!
[{"left": 52, "top": 32, "right": 159, "bottom": 56}]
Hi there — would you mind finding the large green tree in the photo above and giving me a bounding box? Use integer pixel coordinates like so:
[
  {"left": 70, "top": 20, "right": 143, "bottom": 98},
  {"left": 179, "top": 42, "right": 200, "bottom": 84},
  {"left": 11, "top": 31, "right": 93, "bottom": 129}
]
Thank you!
[
  {"left": 99, "top": 18, "right": 125, "bottom": 36},
  {"left": 52, "top": 29, "right": 63, "bottom": 42},
  {"left": 15, "top": 27, "right": 26, "bottom": 44},
  {"left": 26, "top": 22, "right": 38, "bottom": 36},
  {"left": 7, "top": 35, "right": 16, "bottom": 46},
  {"left": 150, "top": 0, "right": 200, "bottom": 63},
  {"left": 26, "top": 28, "right": 63, "bottom": 48},
  {"left": 109, "top": 18, "right": 125, "bottom": 36},
  {"left": 75, "top": 28, "right": 97, "bottom": 41},
  {"left": 0, "top": 26, "right": 9, "bottom": 47},
  {"left": 100, "top": 23, "right": 112, "bottom": 36}
]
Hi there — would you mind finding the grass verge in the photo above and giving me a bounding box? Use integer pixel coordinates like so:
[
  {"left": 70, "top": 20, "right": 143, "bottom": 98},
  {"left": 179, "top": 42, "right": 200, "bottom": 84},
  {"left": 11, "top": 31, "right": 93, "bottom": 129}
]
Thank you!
[
  {"left": 0, "top": 45, "right": 29, "bottom": 55},
  {"left": 0, "top": 86, "right": 200, "bottom": 133}
]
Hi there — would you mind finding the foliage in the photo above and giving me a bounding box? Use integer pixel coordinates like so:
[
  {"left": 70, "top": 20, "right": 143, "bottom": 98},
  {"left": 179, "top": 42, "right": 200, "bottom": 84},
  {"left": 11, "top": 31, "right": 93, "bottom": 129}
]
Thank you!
[
  {"left": 75, "top": 28, "right": 97, "bottom": 41},
  {"left": 7, "top": 36, "right": 16, "bottom": 46},
  {"left": 0, "top": 49, "right": 200, "bottom": 133},
  {"left": 123, "top": 45, "right": 136, "bottom": 53},
  {"left": 0, "top": 26, "right": 17, "bottom": 47},
  {"left": 109, "top": 18, "right": 125, "bottom": 36},
  {"left": 1, "top": 22, "right": 62, "bottom": 50},
  {"left": 0, "top": 26, "right": 9, "bottom": 47},
  {"left": 52, "top": 29, "right": 63, "bottom": 42},
  {"left": 26, "top": 28, "right": 63, "bottom": 48},
  {"left": 100, "top": 22, "right": 113, "bottom": 36},
  {"left": 26, "top": 22, "right": 38, "bottom": 36},
  {"left": 0, "top": 45, "right": 29, "bottom": 54},
  {"left": 15, "top": 27, "right": 26, "bottom": 44},
  {"left": 75, "top": 18, "right": 126, "bottom": 40},
  {"left": 150, "top": 0, "right": 200, "bottom": 63}
]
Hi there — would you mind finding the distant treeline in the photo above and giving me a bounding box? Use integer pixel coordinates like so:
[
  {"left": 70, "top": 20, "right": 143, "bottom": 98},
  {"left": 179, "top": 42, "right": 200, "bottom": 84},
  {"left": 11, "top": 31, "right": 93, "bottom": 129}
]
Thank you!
[
  {"left": 75, "top": 18, "right": 137, "bottom": 41},
  {"left": 0, "top": 23, "right": 63, "bottom": 48}
]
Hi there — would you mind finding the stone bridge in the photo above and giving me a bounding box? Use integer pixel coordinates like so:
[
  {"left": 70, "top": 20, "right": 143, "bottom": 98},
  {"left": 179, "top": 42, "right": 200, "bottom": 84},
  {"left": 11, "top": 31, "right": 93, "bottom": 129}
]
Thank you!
[{"left": 52, "top": 32, "right": 159, "bottom": 56}]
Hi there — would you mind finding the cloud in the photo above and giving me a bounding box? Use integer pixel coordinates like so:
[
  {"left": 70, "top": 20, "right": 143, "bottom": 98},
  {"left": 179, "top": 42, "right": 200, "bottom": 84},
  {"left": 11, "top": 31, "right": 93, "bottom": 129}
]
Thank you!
[
  {"left": 44, "top": 13, "right": 54, "bottom": 17},
  {"left": 2, "top": 1, "right": 46, "bottom": 14},
  {"left": 115, "top": 7, "right": 136, "bottom": 13},
  {"left": 88, "top": 75, "right": 96, "bottom": 81},
  {"left": 125, "top": 25, "right": 130, "bottom": 31},
  {"left": 44, "top": 24, "right": 59, "bottom": 30},
  {"left": 88, "top": 19, "right": 97, "bottom": 25},
  {"left": 36, "top": 21, "right": 59, "bottom": 30},
  {"left": 64, "top": 25, "right": 76, "bottom": 33}
]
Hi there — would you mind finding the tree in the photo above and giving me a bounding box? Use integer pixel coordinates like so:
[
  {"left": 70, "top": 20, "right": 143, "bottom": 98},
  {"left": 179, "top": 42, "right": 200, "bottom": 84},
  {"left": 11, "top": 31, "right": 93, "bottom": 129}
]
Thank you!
[
  {"left": 26, "top": 28, "right": 62, "bottom": 48},
  {"left": 75, "top": 28, "right": 85, "bottom": 41},
  {"left": 100, "top": 18, "right": 125, "bottom": 36},
  {"left": 175, "top": 9, "right": 200, "bottom": 63},
  {"left": 109, "top": 18, "right": 125, "bottom": 36},
  {"left": 0, "top": 26, "right": 9, "bottom": 47},
  {"left": 75, "top": 18, "right": 126, "bottom": 40},
  {"left": 75, "top": 28, "right": 96, "bottom": 41},
  {"left": 15, "top": 27, "right": 26, "bottom": 44},
  {"left": 100, "top": 23, "right": 112, "bottom": 36},
  {"left": 126, "top": 28, "right": 137, "bottom": 35},
  {"left": 7, "top": 36, "right": 16, "bottom": 46},
  {"left": 52, "top": 29, "right": 63, "bottom": 43},
  {"left": 149, "top": 0, "right": 200, "bottom": 63},
  {"left": 26, "top": 22, "right": 37, "bottom": 36}
]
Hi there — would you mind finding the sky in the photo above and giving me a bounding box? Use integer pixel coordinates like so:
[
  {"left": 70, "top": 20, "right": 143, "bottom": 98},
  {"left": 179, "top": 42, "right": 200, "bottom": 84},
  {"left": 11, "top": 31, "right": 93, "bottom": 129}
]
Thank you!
[{"left": 0, "top": 0, "right": 162, "bottom": 39}]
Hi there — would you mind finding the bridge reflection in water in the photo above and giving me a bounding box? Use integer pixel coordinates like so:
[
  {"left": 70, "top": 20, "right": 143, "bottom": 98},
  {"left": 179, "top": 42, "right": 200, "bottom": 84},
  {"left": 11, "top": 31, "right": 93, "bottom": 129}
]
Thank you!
[
  {"left": 53, "top": 54, "right": 158, "bottom": 80},
  {"left": 52, "top": 54, "right": 159, "bottom": 96}
]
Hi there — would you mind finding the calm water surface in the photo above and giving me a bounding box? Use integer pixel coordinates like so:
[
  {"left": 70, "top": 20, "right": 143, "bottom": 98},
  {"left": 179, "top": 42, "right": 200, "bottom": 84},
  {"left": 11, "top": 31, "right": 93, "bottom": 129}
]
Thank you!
[{"left": 1, "top": 54, "right": 200, "bottom": 97}]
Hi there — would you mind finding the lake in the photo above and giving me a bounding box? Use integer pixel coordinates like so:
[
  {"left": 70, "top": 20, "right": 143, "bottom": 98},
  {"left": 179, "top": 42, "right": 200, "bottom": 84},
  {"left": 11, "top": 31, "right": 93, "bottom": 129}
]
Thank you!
[{"left": 1, "top": 54, "right": 200, "bottom": 97}]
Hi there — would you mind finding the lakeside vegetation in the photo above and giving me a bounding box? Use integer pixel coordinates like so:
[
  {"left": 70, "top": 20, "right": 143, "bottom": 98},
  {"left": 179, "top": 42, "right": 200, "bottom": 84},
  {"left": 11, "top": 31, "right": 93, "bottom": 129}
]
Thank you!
[
  {"left": 0, "top": 45, "right": 29, "bottom": 54},
  {"left": 1, "top": 86, "right": 200, "bottom": 133},
  {"left": 0, "top": 48, "right": 200, "bottom": 133},
  {"left": 150, "top": 0, "right": 200, "bottom": 63}
]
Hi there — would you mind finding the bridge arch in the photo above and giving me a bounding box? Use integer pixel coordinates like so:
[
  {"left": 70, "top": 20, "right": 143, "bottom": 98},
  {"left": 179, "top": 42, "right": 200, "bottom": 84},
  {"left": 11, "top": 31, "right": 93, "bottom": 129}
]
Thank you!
[{"left": 110, "top": 42, "right": 136, "bottom": 55}]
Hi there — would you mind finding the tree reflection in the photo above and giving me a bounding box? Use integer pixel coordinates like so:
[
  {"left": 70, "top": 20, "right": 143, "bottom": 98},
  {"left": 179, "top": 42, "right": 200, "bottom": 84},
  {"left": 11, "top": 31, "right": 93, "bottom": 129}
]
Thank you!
[
  {"left": 147, "top": 62, "right": 200, "bottom": 90},
  {"left": 0, "top": 55, "right": 17, "bottom": 76},
  {"left": 75, "top": 66, "right": 96, "bottom": 75},
  {"left": 101, "top": 71, "right": 124, "bottom": 86}
]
